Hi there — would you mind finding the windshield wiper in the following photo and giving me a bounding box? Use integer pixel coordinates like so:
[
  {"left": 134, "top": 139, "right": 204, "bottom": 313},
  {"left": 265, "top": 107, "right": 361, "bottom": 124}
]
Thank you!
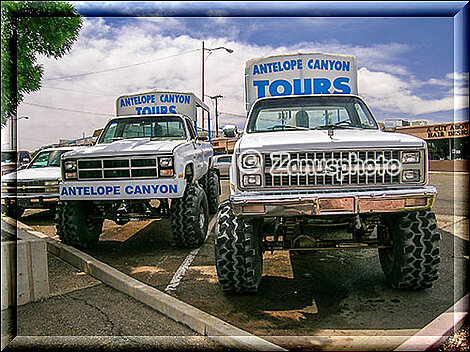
[
  {"left": 317, "top": 124, "right": 361, "bottom": 130},
  {"left": 268, "top": 125, "right": 310, "bottom": 131}
]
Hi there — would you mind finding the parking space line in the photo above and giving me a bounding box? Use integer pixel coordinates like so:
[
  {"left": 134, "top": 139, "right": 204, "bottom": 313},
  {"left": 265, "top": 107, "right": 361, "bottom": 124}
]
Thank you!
[{"left": 165, "top": 215, "right": 217, "bottom": 293}]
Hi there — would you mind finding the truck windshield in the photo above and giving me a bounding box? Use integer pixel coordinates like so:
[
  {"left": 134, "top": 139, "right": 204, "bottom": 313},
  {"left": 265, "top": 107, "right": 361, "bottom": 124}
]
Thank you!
[
  {"left": 247, "top": 96, "right": 378, "bottom": 133},
  {"left": 99, "top": 116, "right": 187, "bottom": 143},
  {"left": 29, "top": 150, "right": 70, "bottom": 168}
]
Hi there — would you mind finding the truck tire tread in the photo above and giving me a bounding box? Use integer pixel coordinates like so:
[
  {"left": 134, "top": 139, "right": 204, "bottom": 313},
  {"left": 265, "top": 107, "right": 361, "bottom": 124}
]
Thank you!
[
  {"left": 170, "top": 184, "right": 209, "bottom": 248},
  {"left": 215, "top": 200, "right": 262, "bottom": 293},
  {"left": 200, "top": 169, "right": 220, "bottom": 215},
  {"left": 379, "top": 209, "right": 440, "bottom": 290},
  {"left": 55, "top": 201, "right": 103, "bottom": 249}
]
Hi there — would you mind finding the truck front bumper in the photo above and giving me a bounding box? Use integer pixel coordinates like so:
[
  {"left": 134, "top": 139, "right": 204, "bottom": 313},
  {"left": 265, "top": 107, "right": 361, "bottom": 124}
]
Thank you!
[
  {"left": 230, "top": 186, "right": 437, "bottom": 217},
  {"left": 1, "top": 194, "right": 59, "bottom": 209}
]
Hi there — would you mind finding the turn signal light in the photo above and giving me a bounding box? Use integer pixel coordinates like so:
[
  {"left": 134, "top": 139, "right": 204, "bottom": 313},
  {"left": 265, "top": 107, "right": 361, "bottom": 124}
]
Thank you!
[{"left": 159, "top": 169, "right": 174, "bottom": 177}]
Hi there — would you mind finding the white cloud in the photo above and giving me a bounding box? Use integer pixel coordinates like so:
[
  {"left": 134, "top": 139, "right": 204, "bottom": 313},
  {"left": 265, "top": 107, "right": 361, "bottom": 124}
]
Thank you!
[
  {"left": 358, "top": 67, "right": 469, "bottom": 116},
  {"left": 11, "top": 17, "right": 465, "bottom": 151}
]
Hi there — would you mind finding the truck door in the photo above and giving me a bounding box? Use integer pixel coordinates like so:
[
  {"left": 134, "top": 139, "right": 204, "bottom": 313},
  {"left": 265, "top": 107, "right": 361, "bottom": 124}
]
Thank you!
[{"left": 185, "top": 118, "right": 205, "bottom": 179}]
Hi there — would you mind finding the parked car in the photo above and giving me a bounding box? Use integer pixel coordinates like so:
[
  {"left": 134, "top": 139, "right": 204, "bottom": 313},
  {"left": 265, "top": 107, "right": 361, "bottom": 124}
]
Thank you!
[
  {"left": 1, "top": 149, "right": 31, "bottom": 175},
  {"left": 1, "top": 147, "right": 76, "bottom": 218},
  {"left": 212, "top": 154, "right": 232, "bottom": 178}
]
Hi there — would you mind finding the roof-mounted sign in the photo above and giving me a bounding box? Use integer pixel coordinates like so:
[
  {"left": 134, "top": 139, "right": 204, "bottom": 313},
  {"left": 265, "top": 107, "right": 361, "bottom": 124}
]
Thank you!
[
  {"left": 245, "top": 53, "right": 358, "bottom": 111},
  {"left": 116, "top": 91, "right": 210, "bottom": 121}
]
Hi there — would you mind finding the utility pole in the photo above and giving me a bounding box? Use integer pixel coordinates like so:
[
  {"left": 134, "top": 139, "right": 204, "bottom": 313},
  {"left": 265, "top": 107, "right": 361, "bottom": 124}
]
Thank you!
[
  {"left": 201, "top": 41, "right": 205, "bottom": 130},
  {"left": 207, "top": 95, "right": 223, "bottom": 138},
  {"left": 201, "top": 41, "right": 232, "bottom": 133}
]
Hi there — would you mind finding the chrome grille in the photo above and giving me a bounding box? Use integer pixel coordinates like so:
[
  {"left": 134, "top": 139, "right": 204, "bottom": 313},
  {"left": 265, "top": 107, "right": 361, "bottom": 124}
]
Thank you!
[
  {"left": 263, "top": 150, "right": 401, "bottom": 188},
  {"left": 76, "top": 157, "right": 158, "bottom": 180},
  {"left": 10, "top": 181, "right": 47, "bottom": 194}
]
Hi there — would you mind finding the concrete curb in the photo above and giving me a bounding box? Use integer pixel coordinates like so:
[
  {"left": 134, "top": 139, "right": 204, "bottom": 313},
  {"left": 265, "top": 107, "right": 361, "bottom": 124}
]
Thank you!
[
  {"left": 11, "top": 218, "right": 286, "bottom": 351},
  {"left": 394, "top": 293, "right": 469, "bottom": 351},
  {"left": 1, "top": 218, "right": 49, "bottom": 308}
]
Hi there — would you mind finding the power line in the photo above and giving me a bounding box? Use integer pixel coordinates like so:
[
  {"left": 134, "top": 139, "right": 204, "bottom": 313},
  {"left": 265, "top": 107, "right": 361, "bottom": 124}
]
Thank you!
[
  {"left": 23, "top": 102, "right": 110, "bottom": 117},
  {"left": 42, "top": 86, "right": 116, "bottom": 97},
  {"left": 220, "top": 111, "right": 247, "bottom": 118},
  {"left": 44, "top": 48, "right": 200, "bottom": 81}
]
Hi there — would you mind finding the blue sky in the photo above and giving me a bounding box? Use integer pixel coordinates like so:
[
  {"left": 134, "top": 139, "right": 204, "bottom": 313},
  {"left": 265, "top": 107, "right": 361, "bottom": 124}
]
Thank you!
[{"left": 7, "top": 1, "right": 468, "bottom": 151}]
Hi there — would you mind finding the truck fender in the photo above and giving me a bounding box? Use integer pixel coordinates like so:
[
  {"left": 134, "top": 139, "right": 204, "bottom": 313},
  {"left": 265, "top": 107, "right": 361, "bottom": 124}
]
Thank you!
[{"left": 184, "top": 163, "right": 194, "bottom": 183}]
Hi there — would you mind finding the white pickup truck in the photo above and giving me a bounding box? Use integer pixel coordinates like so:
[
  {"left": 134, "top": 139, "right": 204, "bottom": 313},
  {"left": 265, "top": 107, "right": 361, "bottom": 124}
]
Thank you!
[
  {"left": 214, "top": 53, "right": 439, "bottom": 293},
  {"left": 56, "top": 91, "right": 220, "bottom": 249},
  {"left": 1, "top": 146, "right": 76, "bottom": 218}
]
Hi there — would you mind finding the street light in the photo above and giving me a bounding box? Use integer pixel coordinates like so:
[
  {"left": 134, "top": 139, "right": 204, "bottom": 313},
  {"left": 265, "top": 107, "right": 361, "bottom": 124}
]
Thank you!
[
  {"left": 201, "top": 41, "right": 232, "bottom": 130},
  {"left": 206, "top": 95, "right": 223, "bottom": 138},
  {"left": 9, "top": 115, "right": 29, "bottom": 150}
]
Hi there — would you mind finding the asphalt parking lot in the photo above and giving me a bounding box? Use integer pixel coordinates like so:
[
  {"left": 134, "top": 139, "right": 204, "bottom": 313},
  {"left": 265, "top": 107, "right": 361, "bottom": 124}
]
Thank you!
[{"left": 20, "top": 172, "right": 468, "bottom": 350}]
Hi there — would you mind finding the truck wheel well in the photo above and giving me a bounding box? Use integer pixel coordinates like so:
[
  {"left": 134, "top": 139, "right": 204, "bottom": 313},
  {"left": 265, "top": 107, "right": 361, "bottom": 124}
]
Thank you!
[{"left": 185, "top": 164, "right": 194, "bottom": 183}]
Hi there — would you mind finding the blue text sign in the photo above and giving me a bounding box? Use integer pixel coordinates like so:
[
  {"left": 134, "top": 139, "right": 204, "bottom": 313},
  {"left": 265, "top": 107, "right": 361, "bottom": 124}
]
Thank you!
[
  {"left": 245, "top": 53, "right": 358, "bottom": 111},
  {"left": 60, "top": 179, "right": 186, "bottom": 200}
]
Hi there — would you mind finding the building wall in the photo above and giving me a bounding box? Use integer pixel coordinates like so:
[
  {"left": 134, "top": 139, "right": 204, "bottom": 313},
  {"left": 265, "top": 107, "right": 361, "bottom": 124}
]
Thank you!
[{"left": 396, "top": 121, "right": 469, "bottom": 172}]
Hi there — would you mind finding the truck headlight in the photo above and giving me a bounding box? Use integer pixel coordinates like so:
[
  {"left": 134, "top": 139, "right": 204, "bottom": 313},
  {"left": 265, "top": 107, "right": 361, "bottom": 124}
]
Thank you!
[
  {"left": 44, "top": 180, "right": 59, "bottom": 186},
  {"left": 1, "top": 182, "right": 12, "bottom": 193},
  {"left": 243, "top": 174, "right": 261, "bottom": 187},
  {"left": 242, "top": 154, "right": 261, "bottom": 169},
  {"left": 402, "top": 151, "right": 420, "bottom": 164},
  {"left": 64, "top": 160, "right": 77, "bottom": 171},
  {"left": 44, "top": 180, "right": 60, "bottom": 192},
  {"left": 159, "top": 157, "right": 173, "bottom": 168},
  {"left": 402, "top": 170, "right": 420, "bottom": 182}
]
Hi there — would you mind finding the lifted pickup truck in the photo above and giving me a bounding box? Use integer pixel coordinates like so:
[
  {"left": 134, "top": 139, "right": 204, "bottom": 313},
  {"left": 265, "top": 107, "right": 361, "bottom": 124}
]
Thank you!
[
  {"left": 214, "top": 53, "right": 439, "bottom": 293},
  {"left": 56, "top": 91, "right": 220, "bottom": 249}
]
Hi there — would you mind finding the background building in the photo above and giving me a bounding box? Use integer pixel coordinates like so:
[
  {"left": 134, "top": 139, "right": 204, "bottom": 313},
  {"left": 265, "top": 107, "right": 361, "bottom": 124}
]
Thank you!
[{"left": 396, "top": 121, "right": 469, "bottom": 172}]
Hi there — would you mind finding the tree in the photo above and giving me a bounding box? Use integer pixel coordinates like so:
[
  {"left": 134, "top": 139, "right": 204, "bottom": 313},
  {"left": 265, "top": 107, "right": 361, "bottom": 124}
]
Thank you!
[{"left": 1, "top": 1, "right": 82, "bottom": 126}]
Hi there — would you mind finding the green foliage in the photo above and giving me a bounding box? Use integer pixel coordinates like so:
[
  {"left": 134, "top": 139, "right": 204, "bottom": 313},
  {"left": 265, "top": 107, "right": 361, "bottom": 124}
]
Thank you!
[{"left": 1, "top": 1, "right": 82, "bottom": 126}]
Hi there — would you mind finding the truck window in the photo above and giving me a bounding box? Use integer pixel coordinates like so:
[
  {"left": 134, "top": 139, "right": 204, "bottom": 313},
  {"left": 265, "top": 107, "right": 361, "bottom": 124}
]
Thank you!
[
  {"left": 29, "top": 150, "right": 69, "bottom": 168},
  {"left": 19, "top": 152, "right": 30, "bottom": 163},
  {"left": 30, "top": 151, "right": 51, "bottom": 168},
  {"left": 354, "top": 103, "right": 375, "bottom": 127},
  {"left": 99, "top": 116, "right": 187, "bottom": 143},
  {"left": 217, "top": 156, "right": 231, "bottom": 163},
  {"left": 186, "top": 118, "right": 197, "bottom": 139},
  {"left": 248, "top": 96, "right": 378, "bottom": 133},
  {"left": 1, "top": 152, "right": 16, "bottom": 163}
]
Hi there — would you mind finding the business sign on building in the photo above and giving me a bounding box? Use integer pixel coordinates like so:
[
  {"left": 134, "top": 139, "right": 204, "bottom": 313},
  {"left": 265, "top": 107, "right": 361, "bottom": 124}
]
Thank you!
[
  {"left": 426, "top": 121, "right": 469, "bottom": 139},
  {"left": 399, "top": 122, "right": 470, "bottom": 140}
]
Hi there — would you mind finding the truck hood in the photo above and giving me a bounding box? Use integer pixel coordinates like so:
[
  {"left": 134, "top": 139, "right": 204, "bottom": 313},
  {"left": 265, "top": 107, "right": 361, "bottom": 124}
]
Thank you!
[
  {"left": 237, "top": 129, "right": 425, "bottom": 152},
  {"left": 62, "top": 138, "right": 186, "bottom": 159},
  {"left": 2, "top": 167, "right": 61, "bottom": 182}
]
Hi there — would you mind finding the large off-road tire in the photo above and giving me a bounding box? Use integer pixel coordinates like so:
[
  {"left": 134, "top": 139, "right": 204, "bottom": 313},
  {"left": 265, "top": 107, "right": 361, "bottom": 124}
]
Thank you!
[
  {"left": 55, "top": 201, "right": 103, "bottom": 249},
  {"left": 379, "top": 210, "right": 440, "bottom": 290},
  {"left": 1, "top": 202, "right": 25, "bottom": 218},
  {"left": 214, "top": 200, "right": 263, "bottom": 293},
  {"left": 170, "top": 184, "right": 209, "bottom": 248},
  {"left": 200, "top": 169, "right": 220, "bottom": 214}
]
